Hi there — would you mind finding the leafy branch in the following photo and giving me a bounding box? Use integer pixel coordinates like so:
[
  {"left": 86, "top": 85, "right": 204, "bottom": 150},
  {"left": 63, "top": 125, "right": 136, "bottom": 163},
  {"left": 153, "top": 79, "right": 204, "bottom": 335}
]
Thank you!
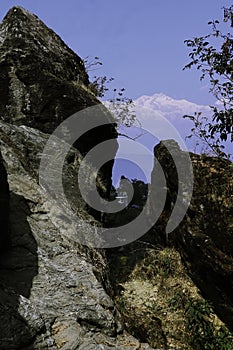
[
  {"left": 183, "top": 6, "right": 233, "bottom": 158},
  {"left": 84, "top": 56, "right": 137, "bottom": 128}
]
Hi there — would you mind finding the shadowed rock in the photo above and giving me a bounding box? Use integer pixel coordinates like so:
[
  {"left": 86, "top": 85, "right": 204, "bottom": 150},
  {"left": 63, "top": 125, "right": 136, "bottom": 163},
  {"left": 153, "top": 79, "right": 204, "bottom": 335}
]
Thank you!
[
  {"left": 0, "top": 6, "right": 118, "bottom": 199},
  {"left": 150, "top": 140, "right": 233, "bottom": 331},
  {"left": 0, "top": 6, "right": 90, "bottom": 131},
  {"left": 0, "top": 151, "right": 10, "bottom": 251},
  {"left": 0, "top": 6, "right": 155, "bottom": 349}
]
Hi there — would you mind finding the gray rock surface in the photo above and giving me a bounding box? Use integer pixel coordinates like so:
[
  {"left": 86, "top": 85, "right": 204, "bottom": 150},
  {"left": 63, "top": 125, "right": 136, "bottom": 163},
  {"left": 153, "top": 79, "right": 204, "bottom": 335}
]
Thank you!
[
  {"left": 0, "top": 6, "right": 90, "bottom": 131},
  {"left": 1, "top": 5, "right": 232, "bottom": 348},
  {"left": 0, "top": 6, "right": 154, "bottom": 349},
  {"left": 6, "top": 5, "right": 233, "bottom": 348},
  {"left": 150, "top": 140, "right": 233, "bottom": 331},
  {"left": 0, "top": 6, "right": 118, "bottom": 199},
  {"left": 0, "top": 121, "right": 153, "bottom": 349}
]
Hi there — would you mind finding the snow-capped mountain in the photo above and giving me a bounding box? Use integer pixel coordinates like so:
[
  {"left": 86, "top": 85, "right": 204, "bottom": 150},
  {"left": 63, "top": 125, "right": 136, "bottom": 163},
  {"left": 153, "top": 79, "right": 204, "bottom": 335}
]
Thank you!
[
  {"left": 111, "top": 93, "right": 231, "bottom": 184},
  {"left": 134, "top": 93, "right": 211, "bottom": 122},
  {"left": 132, "top": 93, "right": 213, "bottom": 153},
  {"left": 112, "top": 93, "right": 212, "bottom": 184}
]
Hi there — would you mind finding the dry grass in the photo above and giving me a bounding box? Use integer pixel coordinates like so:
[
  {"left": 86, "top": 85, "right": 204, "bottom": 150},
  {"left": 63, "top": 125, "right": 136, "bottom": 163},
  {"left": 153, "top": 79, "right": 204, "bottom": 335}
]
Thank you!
[{"left": 115, "top": 247, "right": 233, "bottom": 349}]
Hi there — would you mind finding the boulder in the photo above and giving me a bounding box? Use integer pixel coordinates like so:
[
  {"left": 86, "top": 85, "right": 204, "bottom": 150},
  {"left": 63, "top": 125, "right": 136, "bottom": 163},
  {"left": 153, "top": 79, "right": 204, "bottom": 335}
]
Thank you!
[
  {"left": 0, "top": 6, "right": 90, "bottom": 131},
  {"left": 0, "top": 6, "right": 118, "bottom": 199},
  {"left": 150, "top": 140, "right": 233, "bottom": 331},
  {"left": 0, "top": 120, "right": 154, "bottom": 349},
  {"left": 0, "top": 6, "right": 153, "bottom": 349}
]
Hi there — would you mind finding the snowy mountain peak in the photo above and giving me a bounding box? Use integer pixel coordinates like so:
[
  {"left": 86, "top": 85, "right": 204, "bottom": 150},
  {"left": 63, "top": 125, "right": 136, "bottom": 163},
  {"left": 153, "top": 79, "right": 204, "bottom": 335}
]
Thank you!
[{"left": 135, "top": 93, "right": 210, "bottom": 119}]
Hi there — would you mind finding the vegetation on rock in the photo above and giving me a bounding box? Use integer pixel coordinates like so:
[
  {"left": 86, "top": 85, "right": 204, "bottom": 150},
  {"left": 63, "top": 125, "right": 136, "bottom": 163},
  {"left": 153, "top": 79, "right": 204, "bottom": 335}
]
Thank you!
[{"left": 184, "top": 5, "right": 233, "bottom": 158}]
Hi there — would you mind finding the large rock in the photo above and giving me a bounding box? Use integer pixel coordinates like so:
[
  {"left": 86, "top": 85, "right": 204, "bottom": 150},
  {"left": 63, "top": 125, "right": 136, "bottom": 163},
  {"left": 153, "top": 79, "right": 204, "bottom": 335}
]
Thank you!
[
  {"left": 0, "top": 6, "right": 154, "bottom": 349},
  {"left": 150, "top": 140, "right": 233, "bottom": 331},
  {"left": 0, "top": 6, "right": 91, "bottom": 130},
  {"left": 0, "top": 6, "right": 90, "bottom": 130},
  {"left": 0, "top": 6, "right": 118, "bottom": 198},
  {"left": 106, "top": 141, "right": 232, "bottom": 349},
  {"left": 0, "top": 121, "right": 154, "bottom": 349}
]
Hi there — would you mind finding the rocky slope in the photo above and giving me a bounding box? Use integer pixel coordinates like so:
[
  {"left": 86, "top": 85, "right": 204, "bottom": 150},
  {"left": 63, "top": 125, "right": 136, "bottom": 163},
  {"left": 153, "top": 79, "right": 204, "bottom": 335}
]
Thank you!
[
  {"left": 0, "top": 5, "right": 233, "bottom": 350},
  {"left": 0, "top": 6, "right": 117, "bottom": 198},
  {"left": 0, "top": 149, "right": 10, "bottom": 250},
  {"left": 107, "top": 140, "right": 233, "bottom": 349},
  {"left": 0, "top": 121, "right": 155, "bottom": 349},
  {"left": 151, "top": 140, "right": 233, "bottom": 331},
  {"left": 0, "top": 6, "right": 153, "bottom": 350}
]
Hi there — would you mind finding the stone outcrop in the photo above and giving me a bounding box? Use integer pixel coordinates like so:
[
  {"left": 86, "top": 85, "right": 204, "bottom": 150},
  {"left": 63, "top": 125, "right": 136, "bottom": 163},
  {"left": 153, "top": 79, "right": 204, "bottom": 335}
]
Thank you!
[
  {"left": 1, "top": 5, "right": 232, "bottom": 350},
  {"left": 0, "top": 6, "right": 89, "bottom": 131},
  {"left": 0, "top": 121, "right": 153, "bottom": 349},
  {"left": 0, "top": 6, "right": 154, "bottom": 349},
  {"left": 0, "top": 6, "right": 118, "bottom": 199},
  {"left": 151, "top": 140, "right": 233, "bottom": 331},
  {"left": 106, "top": 140, "right": 233, "bottom": 349}
]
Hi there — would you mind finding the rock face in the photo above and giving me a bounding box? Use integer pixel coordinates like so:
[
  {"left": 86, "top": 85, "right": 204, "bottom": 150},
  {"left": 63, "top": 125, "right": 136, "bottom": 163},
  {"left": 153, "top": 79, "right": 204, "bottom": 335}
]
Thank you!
[
  {"left": 151, "top": 140, "right": 233, "bottom": 331},
  {"left": 0, "top": 121, "right": 153, "bottom": 349},
  {"left": 0, "top": 149, "right": 10, "bottom": 250},
  {"left": 0, "top": 6, "right": 154, "bottom": 350},
  {"left": 0, "top": 6, "right": 89, "bottom": 131},
  {"left": 1, "top": 5, "right": 232, "bottom": 350},
  {"left": 0, "top": 6, "right": 117, "bottom": 198},
  {"left": 106, "top": 141, "right": 232, "bottom": 349}
]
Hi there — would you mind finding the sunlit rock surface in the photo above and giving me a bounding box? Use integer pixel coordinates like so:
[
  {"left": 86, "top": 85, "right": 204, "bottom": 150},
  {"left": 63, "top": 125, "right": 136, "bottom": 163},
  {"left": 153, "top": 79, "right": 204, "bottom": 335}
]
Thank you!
[
  {"left": 0, "top": 6, "right": 153, "bottom": 350},
  {"left": 0, "top": 120, "right": 154, "bottom": 349}
]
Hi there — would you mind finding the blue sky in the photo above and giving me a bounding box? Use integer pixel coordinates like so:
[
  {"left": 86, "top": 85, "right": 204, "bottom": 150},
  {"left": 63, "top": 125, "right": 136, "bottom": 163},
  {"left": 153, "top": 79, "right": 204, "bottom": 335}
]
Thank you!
[
  {"left": 1, "top": 1, "right": 232, "bottom": 185},
  {"left": 1, "top": 0, "right": 232, "bottom": 106}
]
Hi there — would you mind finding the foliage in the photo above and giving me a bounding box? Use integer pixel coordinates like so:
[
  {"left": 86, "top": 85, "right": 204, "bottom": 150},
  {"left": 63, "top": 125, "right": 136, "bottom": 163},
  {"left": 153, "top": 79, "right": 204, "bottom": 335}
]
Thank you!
[
  {"left": 104, "top": 178, "right": 148, "bottom": 228},
  {"left": 134, "top": 248, "right": 177, "bottom": 281},
  {"left": 84, "top": 56, "right": 136, "bottom": 126},
  {"left": 184, "top": 6, "right": 233, "bottom": 158},
  {"left": 185, "top": 299, "right": 233, "bottom": 350},
  {"left": 108, "top": 88, "right": 136, "bottom": 127},
  {"left": 108, "top": 243, "right": 233, "bottom": 349},
  {"left": 183, "top": 112, "right": 229, "bottom": 157}
]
